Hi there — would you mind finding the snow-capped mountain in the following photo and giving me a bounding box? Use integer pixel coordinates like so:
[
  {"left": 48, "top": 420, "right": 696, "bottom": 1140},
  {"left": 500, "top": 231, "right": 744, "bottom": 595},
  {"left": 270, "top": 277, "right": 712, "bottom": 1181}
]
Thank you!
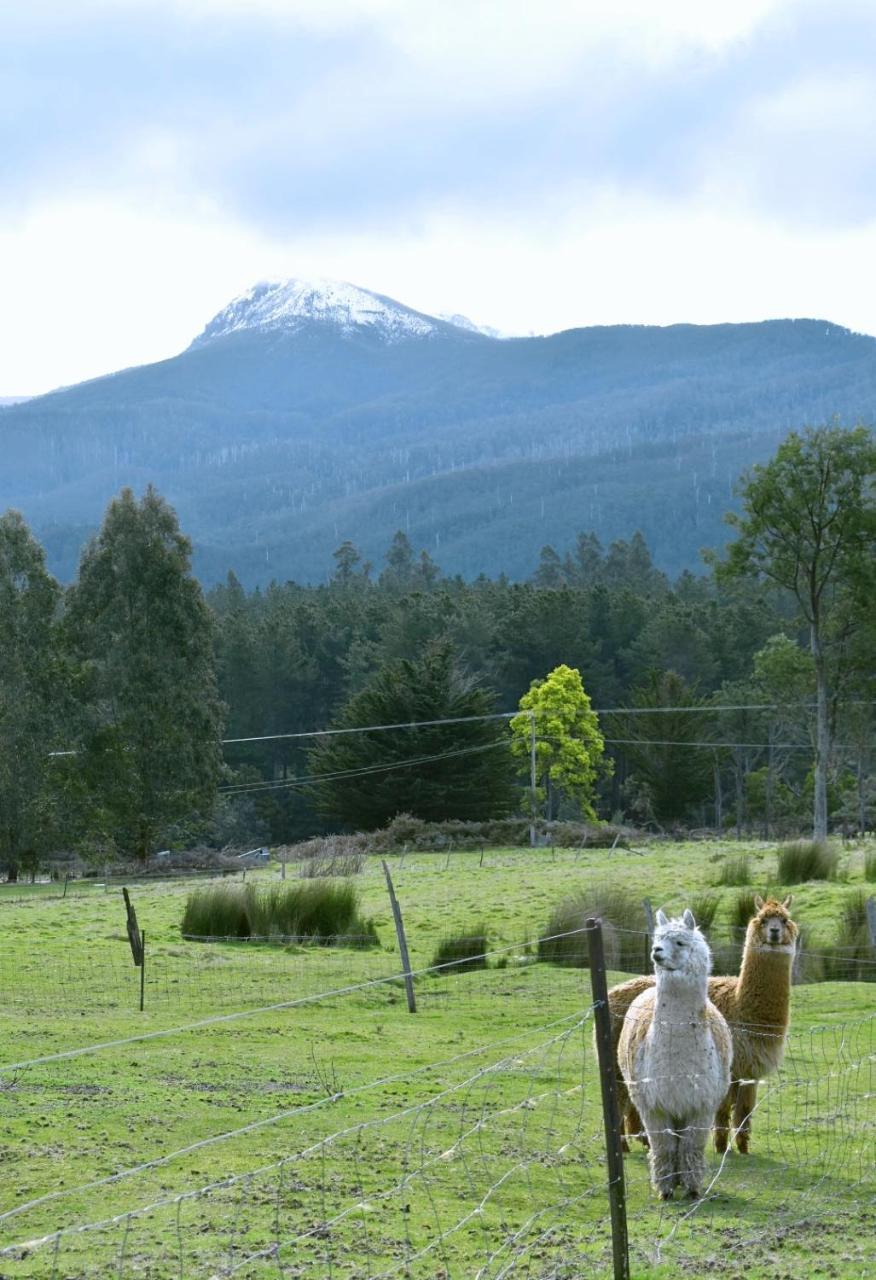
[{"left": 190, "top": 277, "right": 466, "bottom": 347}]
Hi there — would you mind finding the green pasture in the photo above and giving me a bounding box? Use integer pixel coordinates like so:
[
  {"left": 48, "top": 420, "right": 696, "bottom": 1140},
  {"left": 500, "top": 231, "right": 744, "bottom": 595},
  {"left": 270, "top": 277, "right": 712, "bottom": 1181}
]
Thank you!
[{"left": 0, "top": 841, "right": 872, "bottom": 1278}]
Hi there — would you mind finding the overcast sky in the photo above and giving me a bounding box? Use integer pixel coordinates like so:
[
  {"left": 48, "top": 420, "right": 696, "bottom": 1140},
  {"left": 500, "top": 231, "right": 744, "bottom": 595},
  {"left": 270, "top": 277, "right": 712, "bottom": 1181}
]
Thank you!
[{"left": 3, "top": 0, "right": 876, "bottom": 394}]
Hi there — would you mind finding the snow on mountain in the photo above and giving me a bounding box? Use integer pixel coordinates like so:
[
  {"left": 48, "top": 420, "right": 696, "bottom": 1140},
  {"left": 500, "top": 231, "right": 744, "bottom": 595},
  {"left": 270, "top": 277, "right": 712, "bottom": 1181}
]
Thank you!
[
  {"left": 437, "top": 312, "right": 505, "bottom": 339},
  {"left": 191, "top": 277, "right": 450, "bottom": 347}
]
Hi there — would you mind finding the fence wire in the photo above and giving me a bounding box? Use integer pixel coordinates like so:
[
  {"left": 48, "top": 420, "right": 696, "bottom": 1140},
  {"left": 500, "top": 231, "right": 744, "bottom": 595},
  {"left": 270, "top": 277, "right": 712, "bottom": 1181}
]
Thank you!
[{"left": 0, "top": 1003, "right": 872, "bottom": 1278}]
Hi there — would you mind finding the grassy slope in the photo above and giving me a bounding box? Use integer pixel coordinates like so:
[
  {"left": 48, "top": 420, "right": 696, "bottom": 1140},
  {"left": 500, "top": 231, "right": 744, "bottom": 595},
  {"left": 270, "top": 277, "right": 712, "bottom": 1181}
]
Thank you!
[{"left": 0, "top": 841, "right": 872, "bottom": 1278}]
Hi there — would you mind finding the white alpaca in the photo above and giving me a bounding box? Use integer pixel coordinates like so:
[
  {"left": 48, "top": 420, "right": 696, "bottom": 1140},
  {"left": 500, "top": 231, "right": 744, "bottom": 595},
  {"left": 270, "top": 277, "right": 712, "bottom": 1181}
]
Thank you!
[{"left": 617, "top": 908, "right": 732, "bottom": 1199}]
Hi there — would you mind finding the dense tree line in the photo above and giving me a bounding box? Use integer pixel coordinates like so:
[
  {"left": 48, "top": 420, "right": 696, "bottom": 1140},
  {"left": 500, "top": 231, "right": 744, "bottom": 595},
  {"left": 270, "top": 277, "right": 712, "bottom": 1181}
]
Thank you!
[{"left": 0, "top": 426, "right": 873, "bottom": 873}]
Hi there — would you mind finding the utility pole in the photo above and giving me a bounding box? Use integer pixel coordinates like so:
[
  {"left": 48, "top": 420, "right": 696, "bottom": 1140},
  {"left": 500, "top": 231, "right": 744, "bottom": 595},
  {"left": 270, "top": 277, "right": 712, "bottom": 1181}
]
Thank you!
[{"left": 529, "top": 709, "right": 537, "bottom": 848}]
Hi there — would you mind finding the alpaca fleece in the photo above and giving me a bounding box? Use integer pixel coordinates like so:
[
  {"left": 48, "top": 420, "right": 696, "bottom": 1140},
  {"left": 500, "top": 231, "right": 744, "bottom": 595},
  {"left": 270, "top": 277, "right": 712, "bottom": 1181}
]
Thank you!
[
  {"left": 617, "top": 909, "right": 732, "bottom": 1199},
  {"left": 609, "top": 896, "right": 797, "bottom": 1154}
]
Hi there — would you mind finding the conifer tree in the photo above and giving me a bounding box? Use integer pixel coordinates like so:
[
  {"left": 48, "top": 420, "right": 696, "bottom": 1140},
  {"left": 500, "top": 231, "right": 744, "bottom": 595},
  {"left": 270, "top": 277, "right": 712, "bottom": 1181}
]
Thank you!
[
  {"left": 65, "top": 488, "right": 224, "bottom": 860},
  {"left": 310, "top": 642, "right": 514, "bottom": 828},
  {"left": 0, "top": 512, "right": 65, "bottom": 879}
]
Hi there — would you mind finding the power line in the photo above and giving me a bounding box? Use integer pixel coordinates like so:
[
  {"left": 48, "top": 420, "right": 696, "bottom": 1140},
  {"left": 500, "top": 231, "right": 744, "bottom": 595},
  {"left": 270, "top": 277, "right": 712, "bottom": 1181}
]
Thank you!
[
  {"left": 219, "top": 740, "right": 509, "bottom": 796},
  {"left": 220, "top": 701, "right": 874, "bottom": 747},
  {"left": 602, "top": 737, "right": 827, "bottom": 751},
  {"left": 46, "top": 701, "right": 875, "bottom": 760},
  {"left": 223, "top": 711, "right": 518, "bottom": 745}
]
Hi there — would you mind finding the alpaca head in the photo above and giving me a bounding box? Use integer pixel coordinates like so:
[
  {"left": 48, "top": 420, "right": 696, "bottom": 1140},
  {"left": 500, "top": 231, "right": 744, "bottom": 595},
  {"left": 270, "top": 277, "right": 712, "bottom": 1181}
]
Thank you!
[
  {"left": 749, "top": 895, "right": 798, "bottom": 954},
  {"left": 651, "top": 908, "right": 712, "bottom": 981}
]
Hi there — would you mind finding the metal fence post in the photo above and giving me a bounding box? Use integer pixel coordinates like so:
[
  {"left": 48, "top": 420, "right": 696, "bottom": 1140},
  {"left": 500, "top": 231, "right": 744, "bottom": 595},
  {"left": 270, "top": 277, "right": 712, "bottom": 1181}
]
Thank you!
[{"left": 586, "top": 916, "right": 630, "bottom": 1280}]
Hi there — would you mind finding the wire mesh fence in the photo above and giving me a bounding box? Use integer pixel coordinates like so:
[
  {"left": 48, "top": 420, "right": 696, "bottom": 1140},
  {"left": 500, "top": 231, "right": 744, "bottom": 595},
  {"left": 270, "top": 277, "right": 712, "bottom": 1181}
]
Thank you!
[
  {"left": 0, "top": 923, "right": 873, "bottom": 1028},
  {"left": 0, "top": 1001, "right": 872, "bottom": 1278},
  {"left": 0, "top": 1010, "right": 607, "bottom": 1278}
]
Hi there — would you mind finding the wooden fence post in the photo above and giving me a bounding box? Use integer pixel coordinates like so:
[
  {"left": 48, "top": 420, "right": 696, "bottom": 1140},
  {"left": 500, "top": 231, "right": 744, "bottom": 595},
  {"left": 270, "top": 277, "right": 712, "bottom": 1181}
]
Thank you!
[
  {"left": 642, "top": 897, "right": 655, "bottom": 974},
  {"left": 122, "top": 888, "right": 146, "bottom": 1012},
  {"left": 865, "top": 895, "right": 876, "bottom": 953},
  {"left": 382, "top": 860, "right": 416, "bottom": 1014},
  {"left": 586, "top": 916, "right": 630, "bottom": 1280}
]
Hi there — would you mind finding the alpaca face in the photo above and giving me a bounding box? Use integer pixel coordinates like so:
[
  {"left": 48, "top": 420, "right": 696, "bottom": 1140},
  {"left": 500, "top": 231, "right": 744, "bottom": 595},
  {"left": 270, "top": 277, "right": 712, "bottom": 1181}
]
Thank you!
[
  {"left": 751, "top": 895, "right": 798, "bottom": 953},
  {"left": 652, "top": 908, "right": 711, "bottom": 978}
]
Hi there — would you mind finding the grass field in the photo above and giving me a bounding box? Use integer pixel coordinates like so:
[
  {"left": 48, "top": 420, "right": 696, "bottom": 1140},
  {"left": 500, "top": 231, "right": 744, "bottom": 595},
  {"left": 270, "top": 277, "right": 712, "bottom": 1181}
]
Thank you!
[{"left": 0, "top": 840, "right": 873, "bottom": 1278}]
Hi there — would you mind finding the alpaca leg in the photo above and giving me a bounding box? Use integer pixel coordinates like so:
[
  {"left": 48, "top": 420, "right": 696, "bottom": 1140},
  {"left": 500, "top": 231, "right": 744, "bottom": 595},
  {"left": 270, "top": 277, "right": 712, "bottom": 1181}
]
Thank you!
[
  {"left": 645, "top": 1118, "right": 678, "bottom": 1199},
  {"left": 714, "top": 1083, "right": 734, "bottom": 1154},
  {"left": 733, "top": 1081, "right": 757, "bottom": 1154},
  {"left": 678, "top": 1112, "right": 711, "bottom": 1199},
  {"left": 626, "top": 1100, "right": 649, "bottom": 1149}
]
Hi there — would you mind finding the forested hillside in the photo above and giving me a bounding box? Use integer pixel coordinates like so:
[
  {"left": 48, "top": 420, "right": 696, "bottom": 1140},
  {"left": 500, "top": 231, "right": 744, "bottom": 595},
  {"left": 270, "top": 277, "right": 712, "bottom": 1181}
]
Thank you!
[
  {"left": 3, "top": 286, "right": 876, "bottom": 585},
  {"left": 1, "top": 424, "right": 873, "bottom": 871}
]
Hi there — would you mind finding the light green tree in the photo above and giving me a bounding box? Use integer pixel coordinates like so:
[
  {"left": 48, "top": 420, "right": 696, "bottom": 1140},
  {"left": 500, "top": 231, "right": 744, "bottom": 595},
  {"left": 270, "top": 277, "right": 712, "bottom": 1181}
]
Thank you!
[
  {"left": 718, "top": 425, "right": 876, "bottom": 839},
  {"left": 510, "top": 664, "right": 609, "bottom": 821},
  {"left": 65, "top": 488, "right": 225, "bottom": 861}
]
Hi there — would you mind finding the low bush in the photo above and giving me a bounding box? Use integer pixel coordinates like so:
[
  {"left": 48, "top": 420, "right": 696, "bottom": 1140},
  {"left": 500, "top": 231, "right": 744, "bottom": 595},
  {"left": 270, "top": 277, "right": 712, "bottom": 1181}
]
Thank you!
[
  {"left": 430, "top": 928, "right": 489, "bottom": 975},
  {"left": 182, "top": 880, "right": 378, "bottom": 946},
  {"left": 715, "top": 855, "right": 751, "bottom": 886},
  {"left": 298, "top": 853, "right": 366, "bottom": 878},
  {"left": 538, "top": 886, "right": 647, "bottom": 972},
  {"left": 278, "top": 816, "right": 643, "bottom": 861},
  {"left": 777, "top": 839, "right": 839, "bottom": 884},
  {"left": 370, "top": 814, "right": 639, "bottom": 852}
]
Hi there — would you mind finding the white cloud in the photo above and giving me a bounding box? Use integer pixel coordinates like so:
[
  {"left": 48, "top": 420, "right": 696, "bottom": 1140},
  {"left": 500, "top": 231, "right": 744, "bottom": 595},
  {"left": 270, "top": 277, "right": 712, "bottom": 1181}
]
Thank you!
[{"left": 5, "top": 188, "right": 876, "bottom": 396}]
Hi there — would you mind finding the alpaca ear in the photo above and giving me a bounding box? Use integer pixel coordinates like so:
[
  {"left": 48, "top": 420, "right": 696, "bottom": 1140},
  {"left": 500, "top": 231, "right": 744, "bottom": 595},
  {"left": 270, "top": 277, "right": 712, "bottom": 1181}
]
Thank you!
[
  {"left": 782, "top": 895, "right": 793, "bottom": 909},
  {"left": 682, "top": 908, "right": 696, "bottom": 929},
  {"left": 655, "top": 908, "right": 669, "bottom": 928},
  {"left": 754, "top": 895, "right": 765, "bottom": 910}
]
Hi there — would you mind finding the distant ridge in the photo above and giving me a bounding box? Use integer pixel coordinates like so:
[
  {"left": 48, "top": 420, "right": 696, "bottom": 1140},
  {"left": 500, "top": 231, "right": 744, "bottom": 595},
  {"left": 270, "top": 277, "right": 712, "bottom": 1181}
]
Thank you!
[{"left": 2, "top": 281, "right": 874, "bottom": 587}]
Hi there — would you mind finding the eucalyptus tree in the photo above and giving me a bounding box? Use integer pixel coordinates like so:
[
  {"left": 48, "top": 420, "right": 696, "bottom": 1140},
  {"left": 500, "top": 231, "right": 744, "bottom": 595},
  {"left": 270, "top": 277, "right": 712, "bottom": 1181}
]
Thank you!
[{"left": 719, "top": 425, "right": 876, "bottom": 838}]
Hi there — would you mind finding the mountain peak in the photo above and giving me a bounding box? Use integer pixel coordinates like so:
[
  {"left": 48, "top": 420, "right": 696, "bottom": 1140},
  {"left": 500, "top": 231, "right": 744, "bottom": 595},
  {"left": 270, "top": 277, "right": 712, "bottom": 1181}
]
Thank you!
[{"left": 191, "top": 277, "right": 451, "bottom": 347}]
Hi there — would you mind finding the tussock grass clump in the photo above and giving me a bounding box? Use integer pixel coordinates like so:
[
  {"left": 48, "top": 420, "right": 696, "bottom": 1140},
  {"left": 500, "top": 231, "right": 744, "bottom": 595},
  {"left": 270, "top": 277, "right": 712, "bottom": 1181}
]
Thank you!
[
  {"left": 688, "top": 892, "right": 720, "bottom": 935},
  {"left": 727, "top": 890, "right": 761, "bottom": 935},
  {"left": 181, "top": 883, "right": 256, "bottom": 939},
  {"left": 430, "top": 928, "right": 489, "bottom": 975},
  {"left": 823, "top": 891, "right": 876, "bottom": 982},
  {"left": 777, "top": 839, "right": 839, "bottom": 884},
  {"left": 864, "top": 850, "right": 876, "bottom": 882},
  {"left": 716, "top": 855, "right": 752, "bottom": 886},
  {"left": 182, "top": 881, "right": 378, "bottom": 946},
  {"left": 538, "top": 887, "right": 647, "bottom": 972}
]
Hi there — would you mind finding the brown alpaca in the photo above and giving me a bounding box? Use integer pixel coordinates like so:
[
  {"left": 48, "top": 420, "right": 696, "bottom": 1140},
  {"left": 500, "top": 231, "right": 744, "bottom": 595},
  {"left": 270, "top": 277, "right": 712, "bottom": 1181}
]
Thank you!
[{"left": 608, "top": 896, "right": 797, "bottom": 1154}]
